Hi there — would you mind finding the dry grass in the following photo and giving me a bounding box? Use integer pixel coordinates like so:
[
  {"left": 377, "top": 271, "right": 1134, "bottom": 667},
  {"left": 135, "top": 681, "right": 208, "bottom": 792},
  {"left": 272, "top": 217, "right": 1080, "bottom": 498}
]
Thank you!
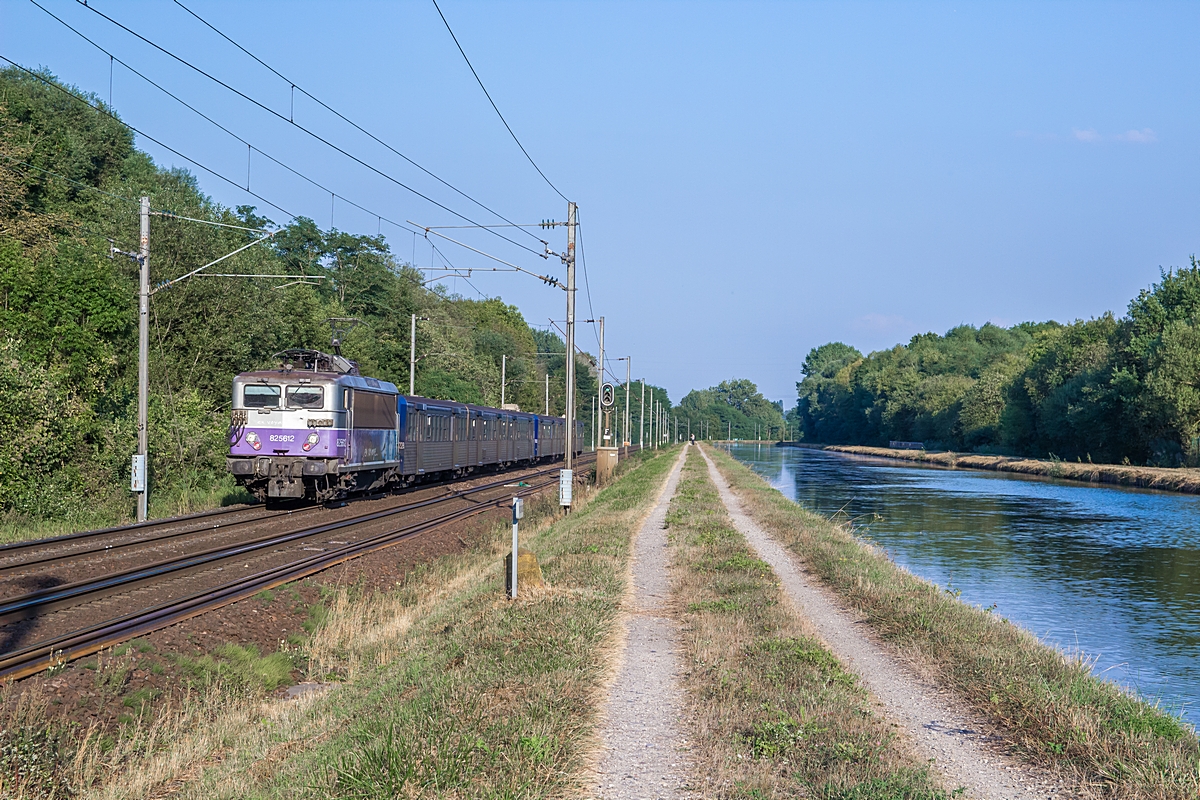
[
  {"left": 668, "top": 448, "right": 949, "bottom": 799},
  {"left": 708, "top": 446, "right": 1200, "bottom": 799},
  {"left": 32, "top": 447, "right": 679, "bottom": 799},
  {"left": 826, "top": 445, "right": 1200, "bottom": 494}
]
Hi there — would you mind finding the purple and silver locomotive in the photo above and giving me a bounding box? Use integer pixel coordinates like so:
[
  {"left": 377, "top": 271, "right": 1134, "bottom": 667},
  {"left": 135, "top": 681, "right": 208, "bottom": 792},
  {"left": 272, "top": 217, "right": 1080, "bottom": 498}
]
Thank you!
[{"left": 227, "top": 349, "right": 582, "bottom": 502}]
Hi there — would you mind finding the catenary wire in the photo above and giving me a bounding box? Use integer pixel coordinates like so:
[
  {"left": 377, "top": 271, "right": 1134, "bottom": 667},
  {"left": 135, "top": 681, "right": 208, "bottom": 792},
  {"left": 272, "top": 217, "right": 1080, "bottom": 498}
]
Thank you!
[
  {"left": 1, "top": 57, "right": 440, "bottom": 253},
  {"left": 576, "top": 217, "right": 601, "bottom": 349},
  {"left": 62, "top": 0, "right": 545, "bottom": 259},
  {"left": 0, "top": 174, "right": 138, "bottom": 248},
  {"left": 168, "top": 0, "right": 548, "bottom": 247},
  {"left": 19, "top": 6, "right": 427, "bottom": 240},
  {"left": 1, "top": 154, "right": 145, "bottom": 212},
  {"left": 26, "top": 3, "right": 368, "bottom": 233},
  {"left": 1, "top": 56, "right": 298, "bottom": 222},
  {"left": 5, "top": 155, "right": 266, "bottom": 234},
  {"left": 430, "top": 243, "right": 489, "bottom": 299},
  {"left": 430, "top": 0, "right": 568, "bottom": 203}
]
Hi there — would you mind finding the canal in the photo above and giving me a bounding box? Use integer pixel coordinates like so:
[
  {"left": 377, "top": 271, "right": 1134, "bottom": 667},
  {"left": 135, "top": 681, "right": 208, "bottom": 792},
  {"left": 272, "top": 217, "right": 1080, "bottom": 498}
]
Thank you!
[{"left": 725, "top": 443, "right": 1200, "bottom": 723}]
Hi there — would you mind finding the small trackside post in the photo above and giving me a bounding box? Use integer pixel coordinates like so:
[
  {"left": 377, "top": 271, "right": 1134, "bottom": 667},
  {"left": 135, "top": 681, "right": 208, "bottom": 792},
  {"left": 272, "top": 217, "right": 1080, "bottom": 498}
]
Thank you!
[
  {"left": 510, "top": 496, "right": 524, "bottom": 600},
  {"left": 559, "top": 468, "right": 573, "bottom": 508}
]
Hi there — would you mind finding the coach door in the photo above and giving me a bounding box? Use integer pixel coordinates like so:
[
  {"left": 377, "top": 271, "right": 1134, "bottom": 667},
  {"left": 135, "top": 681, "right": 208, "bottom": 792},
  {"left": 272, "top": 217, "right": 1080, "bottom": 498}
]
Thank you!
[
  {"left": 452, "top": 410, "right": 467, "bottom": 468},
  {"left": 499, "top": 414, "right": 510, "bottom": 463},
  {"left": 473, "top": 414, "right": 483, "bottom": 465}
]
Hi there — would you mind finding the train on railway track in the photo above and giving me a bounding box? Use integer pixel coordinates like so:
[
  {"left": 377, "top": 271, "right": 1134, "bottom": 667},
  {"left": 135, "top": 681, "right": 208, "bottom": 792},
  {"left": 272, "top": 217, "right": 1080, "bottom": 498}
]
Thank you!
[{"left": 227, "top": 348, "right": 584, "bottom": 502}]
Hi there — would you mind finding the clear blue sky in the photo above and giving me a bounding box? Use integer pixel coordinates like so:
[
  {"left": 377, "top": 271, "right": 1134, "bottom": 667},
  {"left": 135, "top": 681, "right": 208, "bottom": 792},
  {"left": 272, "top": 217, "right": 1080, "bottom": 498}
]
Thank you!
[{"left": 4, "top": 1, "right": 1197, "bottom": 405}]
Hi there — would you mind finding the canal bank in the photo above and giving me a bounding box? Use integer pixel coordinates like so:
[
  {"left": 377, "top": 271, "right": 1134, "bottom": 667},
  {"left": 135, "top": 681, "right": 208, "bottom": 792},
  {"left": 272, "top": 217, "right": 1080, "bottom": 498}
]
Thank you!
[
  {"left": 710, "top": 444, "right": 1200, "bottom": 799},
  {"left": 799, "top": 443, "right": 1200, "bottom": 495}
]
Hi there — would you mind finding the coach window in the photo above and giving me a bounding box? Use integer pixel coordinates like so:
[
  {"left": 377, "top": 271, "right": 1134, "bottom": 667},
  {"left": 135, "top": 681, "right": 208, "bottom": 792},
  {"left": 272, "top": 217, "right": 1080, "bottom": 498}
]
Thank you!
[
  {"left": 287, "top": 385, "right": 324, "bottom": 409},
  {"left": 244, "top": 384, "right": 280, "bottom": 408}
]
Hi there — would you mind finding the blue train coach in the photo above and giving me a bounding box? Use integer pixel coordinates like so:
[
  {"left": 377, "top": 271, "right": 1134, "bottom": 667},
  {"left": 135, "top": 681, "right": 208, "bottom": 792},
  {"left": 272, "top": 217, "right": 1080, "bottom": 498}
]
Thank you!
[{"left": 227, "top": 349, "right": 582, "bottom": 502}]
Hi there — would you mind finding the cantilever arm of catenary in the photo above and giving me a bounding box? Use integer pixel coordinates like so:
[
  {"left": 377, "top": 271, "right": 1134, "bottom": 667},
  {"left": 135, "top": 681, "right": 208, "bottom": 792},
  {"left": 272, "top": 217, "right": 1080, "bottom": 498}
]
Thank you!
[
  {"left": 409, "top": 222, "right": 566, "bottom": 291},
  {"left": 150, "top": 231, "right": 278, "bottom": 295}
]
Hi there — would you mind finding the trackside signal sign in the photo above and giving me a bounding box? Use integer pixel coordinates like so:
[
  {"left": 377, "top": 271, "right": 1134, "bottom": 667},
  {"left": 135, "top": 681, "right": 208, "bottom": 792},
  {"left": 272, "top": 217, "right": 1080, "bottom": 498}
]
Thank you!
[{"left": 601, "top": 382, "right": 615, "bottom": 408}]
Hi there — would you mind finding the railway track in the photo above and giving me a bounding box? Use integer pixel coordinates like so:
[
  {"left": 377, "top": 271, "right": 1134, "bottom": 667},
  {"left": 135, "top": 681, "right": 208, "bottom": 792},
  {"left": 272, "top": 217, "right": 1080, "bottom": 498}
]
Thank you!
[
  {"left": 0, "top": 455, "right": 600, "bottom": 682},
  {"left": 0, "top": 469, "right": 521, "bottom": 577},
  {"left": 0, "top": 503, "right": 281, "bottom": 569}
]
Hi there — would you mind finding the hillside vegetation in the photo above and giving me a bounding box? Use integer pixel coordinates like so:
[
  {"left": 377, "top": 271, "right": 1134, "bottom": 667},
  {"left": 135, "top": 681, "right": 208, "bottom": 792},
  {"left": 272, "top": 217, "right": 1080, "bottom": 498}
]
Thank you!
[
  {"left": 794, "top": 267, "right": 1200, "bottom": 466},
  {"left": 0, "top": 67, "right": 661, "bottom": 526}
]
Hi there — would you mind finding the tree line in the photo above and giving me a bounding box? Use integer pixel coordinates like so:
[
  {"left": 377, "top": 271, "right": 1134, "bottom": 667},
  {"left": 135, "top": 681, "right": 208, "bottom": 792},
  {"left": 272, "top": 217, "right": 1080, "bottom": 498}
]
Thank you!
[
  {"left": 0, "top": 67, "right": 666, "bottom": 524},
  {"left": 792, "top": 264, "right": 1200, "bottom": 466},
  {"left": 677, "top": 378, "right": 787, "bottom": 440}
]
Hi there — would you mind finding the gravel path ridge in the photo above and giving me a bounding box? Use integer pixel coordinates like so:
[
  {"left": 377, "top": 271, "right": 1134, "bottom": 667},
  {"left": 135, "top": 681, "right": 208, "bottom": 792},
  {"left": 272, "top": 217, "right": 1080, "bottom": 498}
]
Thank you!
[
  {"left": 587, "top": 447, "right": 699, "bottom": 800},
  {"left": 697, "top": 445, "right": 1068, "bottom": 800}
]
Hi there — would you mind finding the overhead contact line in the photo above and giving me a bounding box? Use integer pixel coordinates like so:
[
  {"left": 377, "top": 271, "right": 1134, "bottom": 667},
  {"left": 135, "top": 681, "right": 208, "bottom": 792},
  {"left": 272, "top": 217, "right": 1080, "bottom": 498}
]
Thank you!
[
  {"left": 430, "top": 0, "right": 568, "bottom": 203},
  {"left": 2, "top": 56, "right": 298, "bottom": 222},
  {"left": 168, "top": 0, "right": 548, "bottom": 248},
  {"left": 19, "top": 6, "right": 424, "bottom": 241},
  {"left": 60, "top": 0, "right": 546, "bottom": 259}
]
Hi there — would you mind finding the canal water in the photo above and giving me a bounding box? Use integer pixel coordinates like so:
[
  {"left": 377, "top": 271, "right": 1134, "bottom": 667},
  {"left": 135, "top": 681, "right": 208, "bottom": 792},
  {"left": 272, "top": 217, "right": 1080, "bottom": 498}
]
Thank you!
[{"left": 725, "top": 443, "right": 1200, "bottom": 723}]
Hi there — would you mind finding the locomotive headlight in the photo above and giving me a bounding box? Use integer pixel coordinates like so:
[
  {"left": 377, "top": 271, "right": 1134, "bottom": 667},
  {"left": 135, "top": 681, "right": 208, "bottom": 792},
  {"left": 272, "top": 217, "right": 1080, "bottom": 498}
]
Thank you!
[
  {"left": 247, "top": 431, "right": 262, "bottom": 451},
  {"left": 302, "top": 431, "right": 321, "bottom": 452}
]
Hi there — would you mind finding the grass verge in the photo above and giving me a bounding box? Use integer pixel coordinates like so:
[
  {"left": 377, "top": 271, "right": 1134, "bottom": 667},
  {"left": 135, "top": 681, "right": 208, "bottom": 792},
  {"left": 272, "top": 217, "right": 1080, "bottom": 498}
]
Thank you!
[
  {"left": 824, "top": 445, "right": 1200, "bottom": 495},
  {"left": 707, "top": 445, "right": 1200, "bottom": 799},
  {"left": 669, "top": 447, "right": 950, "bottom": 799},
  {"left": 70, "top": 447, "right": 678, "bottom": 799},
  {"left": 0, "top": 473, "right": 253, "bottom": 545}
]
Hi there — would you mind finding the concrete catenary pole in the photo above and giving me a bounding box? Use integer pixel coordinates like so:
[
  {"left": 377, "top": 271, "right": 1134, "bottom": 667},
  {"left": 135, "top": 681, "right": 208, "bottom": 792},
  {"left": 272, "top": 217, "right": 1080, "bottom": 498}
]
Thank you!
[
  {"left": 545, "top": 373, "right": 549, "bottom": 415},
  {"left": 639, "top": 379, "right": 645, "bottom": 448},
  {"left": 564, "top": 201, "right": 576, "bottom": 475},
  {"left": 409, "top": 314, "right": 417, "bottom": 395},
  {"left": 596, "top": 316, "right": 605, "bottom": 445},
  {"left": 136, "top": 196, "right": 150, "bottom": 522},
  {"left": 624, "top": 357, "right": 631, "bottom": 450},
  {"left": 650, "top": 398, "right": 656, "bottom": 449},
  {"left": 501, "top": 354, "right": 506, "bottom": 407}
]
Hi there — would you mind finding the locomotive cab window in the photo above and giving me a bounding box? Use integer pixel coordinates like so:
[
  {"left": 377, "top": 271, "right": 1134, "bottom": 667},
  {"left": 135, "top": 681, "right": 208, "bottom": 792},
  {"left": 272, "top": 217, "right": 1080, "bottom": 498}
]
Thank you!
[
  {"left": 286, "top": 385, "right": 324, "bottom": 409},
  {"left": 244, "top": 384, "right": 281, "bottom": 408}
]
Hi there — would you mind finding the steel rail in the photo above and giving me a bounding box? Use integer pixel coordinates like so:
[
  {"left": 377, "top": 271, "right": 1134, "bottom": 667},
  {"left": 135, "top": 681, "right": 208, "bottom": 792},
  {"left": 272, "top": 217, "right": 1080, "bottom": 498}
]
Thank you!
[
  {"left": 0, "top": 506, "right": 312, "bottom": 576},
  {"left": 0, "top": 474, "right": 494, "bottom": 576},
  {"left": 0, "top": 456, "right": 587, "bottom": 570},
  {"left": 0, "top": 462, "right": 588, "bottom": 626},
  {"left": 0, "top": 502, "right": 268, "bottom": 555},
  {"left": 0, "top": 472, "right": 565, "bottom": 681}
]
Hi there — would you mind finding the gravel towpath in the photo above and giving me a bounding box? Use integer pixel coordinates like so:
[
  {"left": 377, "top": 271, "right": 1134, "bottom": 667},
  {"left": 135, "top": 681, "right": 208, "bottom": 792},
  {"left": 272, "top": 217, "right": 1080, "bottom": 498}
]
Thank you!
[
  {"left": 588, "top": 447, "right": 698, "bottom": 800},
  {"left": 696, "top": 445, "right": 1068, "bottom": 800}
]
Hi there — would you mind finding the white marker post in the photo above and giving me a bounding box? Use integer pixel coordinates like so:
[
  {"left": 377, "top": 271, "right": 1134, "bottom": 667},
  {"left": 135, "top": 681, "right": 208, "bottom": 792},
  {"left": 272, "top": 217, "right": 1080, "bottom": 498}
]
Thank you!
[
  {"left": 510, "top": 496, "right": 524, "bottom": 600},
  {"left": 559, "top": 468, "right": 573, "bottom": 507}
]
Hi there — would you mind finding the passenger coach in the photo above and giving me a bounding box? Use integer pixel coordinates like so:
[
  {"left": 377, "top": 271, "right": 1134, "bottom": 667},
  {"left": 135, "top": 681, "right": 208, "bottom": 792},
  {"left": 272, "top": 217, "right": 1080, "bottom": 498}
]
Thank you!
[{"left": 227, "top": 349, "right": 581, "bottom": 502}]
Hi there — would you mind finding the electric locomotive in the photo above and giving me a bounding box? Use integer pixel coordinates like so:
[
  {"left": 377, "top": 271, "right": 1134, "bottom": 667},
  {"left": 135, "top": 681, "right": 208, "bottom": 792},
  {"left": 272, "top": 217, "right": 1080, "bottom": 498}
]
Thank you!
[{"left": 227, "top": 349, "right": 582, "bottom": 502}]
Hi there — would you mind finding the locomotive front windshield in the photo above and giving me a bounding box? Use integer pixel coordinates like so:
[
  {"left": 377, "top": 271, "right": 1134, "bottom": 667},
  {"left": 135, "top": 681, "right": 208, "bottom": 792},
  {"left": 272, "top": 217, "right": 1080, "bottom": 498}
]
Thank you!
[
  {"left": 243, "top": 384, "right": 281, "bottom": 408},
  {"left": 286, "top": 385, "right": 324, "bottom": 409}
]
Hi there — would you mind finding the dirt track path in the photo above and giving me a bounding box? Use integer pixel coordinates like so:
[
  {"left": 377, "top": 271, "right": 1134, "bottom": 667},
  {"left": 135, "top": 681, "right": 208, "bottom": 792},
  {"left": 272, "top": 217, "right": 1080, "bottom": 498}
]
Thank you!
[
  {"left": 697, "top": 445, "right": 1068, "bottom": 800},
  {"left": 587, "top": 447, "right": 697, "bottom": 800}
]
